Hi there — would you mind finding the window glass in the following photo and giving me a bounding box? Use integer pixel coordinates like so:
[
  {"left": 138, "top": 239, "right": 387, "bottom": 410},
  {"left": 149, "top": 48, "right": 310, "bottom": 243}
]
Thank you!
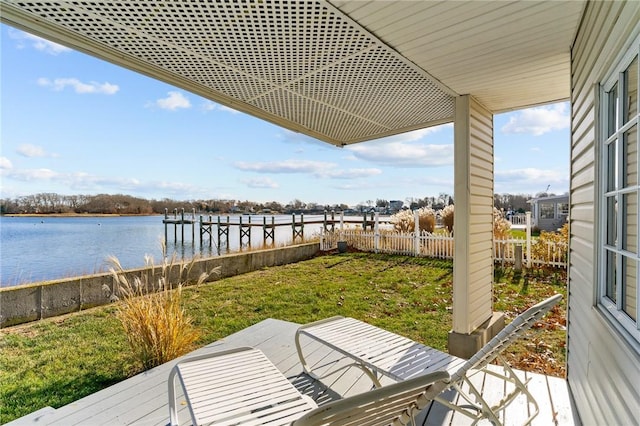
[
  {"left": 540, "top": 203, "right": 555, "bottom": 219},
  {"left": 625, "top": 56, "right": 638, "bottom": 123},
  {"left": 608, "top": 84, "right": 618, "bottom": 138},
  {"left": 606, "top": 250, "right": 617, "bottom": 303},
  {"left": 606, "top": 140, "right": 618, "bottom": 191},
  {"left": 626, "top": 125, "right": 638, "bottom": 187},
  {"left": 606, "top": 195, "right": 617, "bottom": 246},
  {"left": 623, "top": 191, "right": 637, "bottom": 252},
  {"left": 624, "top": 256, "right": 637, "bottom": 321},
  {"left": 557, "top": 203, "right": 569, "bottom": 216}
]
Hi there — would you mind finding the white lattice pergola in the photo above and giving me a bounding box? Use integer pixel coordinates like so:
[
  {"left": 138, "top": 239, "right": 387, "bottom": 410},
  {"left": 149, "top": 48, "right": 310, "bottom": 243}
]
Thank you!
[{"left": 0, "top": 1, "right": 457, "bottom": 145}]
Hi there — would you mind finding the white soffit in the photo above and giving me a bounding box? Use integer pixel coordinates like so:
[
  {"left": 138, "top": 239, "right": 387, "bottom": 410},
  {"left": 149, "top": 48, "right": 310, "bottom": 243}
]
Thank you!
[
  {"left": 332, "top": 0, "right": 586, "bottom": 113},
  {"left": 0, "top": 0, "right": 457, "bottom": 146}
]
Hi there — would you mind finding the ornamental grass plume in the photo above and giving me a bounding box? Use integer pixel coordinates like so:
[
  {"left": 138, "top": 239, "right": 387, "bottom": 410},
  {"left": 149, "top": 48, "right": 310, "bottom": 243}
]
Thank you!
[
  {"left": 493, "top": 207, "right": 511, "bottom": 240},
  {"left": 390, "top": 207, "right": 436, "bottom": 233},
  {"left": 441, "top": 205, "right": 455, "bottom": 233},
  {"left": 109, "top": 248, "right": 220, "bottom": 370}
]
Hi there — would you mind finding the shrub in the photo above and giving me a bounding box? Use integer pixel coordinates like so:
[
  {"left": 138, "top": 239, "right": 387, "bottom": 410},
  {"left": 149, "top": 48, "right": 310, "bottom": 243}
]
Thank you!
[
  {"left": 493, "top": 207, "right": 511, "bottom": 240},
  {"left": 109, "top": 250, "right": 220, "bottom": 370},
  {"left": 531, "top": 223, "right": 569, "bottom": 264},
  {"left": 441, "top": 205, "right": 455, "bottom": 233},
  {"left": 390, "top": 207, "right": 435, "bottom": 233}
]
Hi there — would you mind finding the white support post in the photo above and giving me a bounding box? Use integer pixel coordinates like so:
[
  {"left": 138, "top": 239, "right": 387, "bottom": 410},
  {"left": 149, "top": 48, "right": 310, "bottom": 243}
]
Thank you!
[
  {"left": 448, "top": 95, "right": 503, "bottom": 359},
  {"left": 374, "top": 212, "right": 380, "bottom": 253},
  {"left": 414, "top": 210, "right": 420, "bottom": 256},
  {"left": 526, "top": 211, "right": 532, "bottom": 268}
]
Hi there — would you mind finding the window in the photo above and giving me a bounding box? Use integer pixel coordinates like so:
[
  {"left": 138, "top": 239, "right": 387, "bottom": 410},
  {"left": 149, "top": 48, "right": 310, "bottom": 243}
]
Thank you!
[
  {"left": 540, "top": 203, "right": 555, "bottom": 219},
  {"left": 557, "top": 203, "right": 569, "bottom": 217},
  {"left": 600, "top": 39, "right": 639, "bottom": 343}
]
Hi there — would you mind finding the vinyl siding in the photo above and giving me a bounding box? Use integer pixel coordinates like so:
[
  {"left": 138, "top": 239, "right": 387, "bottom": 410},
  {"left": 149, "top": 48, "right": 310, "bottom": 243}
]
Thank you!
[
  {"left": 453, "top": 95, "right": 494, "bottom": 333},
  {"left": 569, "top": 1, "right": 640, "bottom": 424}
]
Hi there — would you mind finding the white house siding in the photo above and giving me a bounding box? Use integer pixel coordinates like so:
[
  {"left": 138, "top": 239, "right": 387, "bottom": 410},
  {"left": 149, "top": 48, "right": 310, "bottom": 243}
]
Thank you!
[
  {"left": 569, "top": 1, "right": 640, "bottom": 424},
  {"left": 453, "top": 95, "right": 494, "bottom": 334}
]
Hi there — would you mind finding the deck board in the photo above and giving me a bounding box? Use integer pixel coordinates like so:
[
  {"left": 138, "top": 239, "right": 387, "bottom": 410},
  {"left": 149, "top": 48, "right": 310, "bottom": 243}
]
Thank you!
[{"left": 6, "top": 318, "right": 577, "bottom": 426}]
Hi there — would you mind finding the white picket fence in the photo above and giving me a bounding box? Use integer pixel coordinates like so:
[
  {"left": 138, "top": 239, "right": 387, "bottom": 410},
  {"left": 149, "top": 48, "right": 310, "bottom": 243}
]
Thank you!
[{"left": 321, "top": 226, "right": 567, "bottom": 268}]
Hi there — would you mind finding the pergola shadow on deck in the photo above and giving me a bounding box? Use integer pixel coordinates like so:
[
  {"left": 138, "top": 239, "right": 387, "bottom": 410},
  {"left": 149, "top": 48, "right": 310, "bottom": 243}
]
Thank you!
[{"left": 8, "top": 319, "right": 577, "bottom": 426}]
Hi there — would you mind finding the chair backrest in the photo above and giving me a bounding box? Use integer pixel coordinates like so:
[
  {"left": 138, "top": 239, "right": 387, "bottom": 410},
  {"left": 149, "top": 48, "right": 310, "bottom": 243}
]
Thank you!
[
  {"left": 451, "top": 293, "right": 562, "bottom": 382},
  {"left": 292, "top": 371, "right": 450, "bottom": 426}
]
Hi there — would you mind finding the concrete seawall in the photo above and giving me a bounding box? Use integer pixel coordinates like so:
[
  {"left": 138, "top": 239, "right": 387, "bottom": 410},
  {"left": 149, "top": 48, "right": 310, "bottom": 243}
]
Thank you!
[{"left": 0, "top": 242, "right": 320, "bottom": 328}]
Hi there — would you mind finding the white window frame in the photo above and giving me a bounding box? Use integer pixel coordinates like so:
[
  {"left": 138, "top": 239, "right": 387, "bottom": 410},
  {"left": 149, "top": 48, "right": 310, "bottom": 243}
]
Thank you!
[
  {"left": 598, "top": 35, "right": 640, "bottom": 345},
  {"left": 557, "top": 202, "right": 569, "bottom": 217}
]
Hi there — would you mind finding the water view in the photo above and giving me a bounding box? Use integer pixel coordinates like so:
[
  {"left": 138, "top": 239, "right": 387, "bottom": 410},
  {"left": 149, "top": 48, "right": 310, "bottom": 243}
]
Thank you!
[{"left": 0, "top": 214, "right": 326, "bottom": 287}]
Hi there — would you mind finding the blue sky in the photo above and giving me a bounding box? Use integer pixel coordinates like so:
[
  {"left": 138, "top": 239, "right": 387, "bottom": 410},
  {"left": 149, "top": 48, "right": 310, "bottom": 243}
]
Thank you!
[{"left": 0, "top": 25, "right": 570, "bottom": 207}]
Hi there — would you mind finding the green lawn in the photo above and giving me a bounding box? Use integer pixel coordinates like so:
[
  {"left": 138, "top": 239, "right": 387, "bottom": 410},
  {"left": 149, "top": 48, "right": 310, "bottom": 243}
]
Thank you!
[
  {"left": 510, "top": 228, "right": 541, "bottom": 239},
  {"left": 0, "top": 253, "right": 566, "bottom": 424}
]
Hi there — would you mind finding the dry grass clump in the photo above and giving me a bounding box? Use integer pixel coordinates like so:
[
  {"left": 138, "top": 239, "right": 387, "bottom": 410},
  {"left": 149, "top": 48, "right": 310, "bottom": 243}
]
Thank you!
[
  {"left": 390, "top": 207, "right": 436, "bottom": 233},
  {"left": 109, "top": 251, "right": 219, "bottom": 370},
  {"left": 441, "top": 205, "right": 455, "bottom": 233},
  {"left": 493, "top": 207, "right": 511, "bottom": 240}
]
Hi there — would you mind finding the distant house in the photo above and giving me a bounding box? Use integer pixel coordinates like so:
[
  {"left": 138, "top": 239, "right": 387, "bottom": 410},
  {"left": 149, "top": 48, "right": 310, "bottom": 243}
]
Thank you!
[
  {"left": 529, "top": 194, "right": 568, "bottom": 231},
  {"left": 389, "top": 200, "right": 404, "bottom": 212}
]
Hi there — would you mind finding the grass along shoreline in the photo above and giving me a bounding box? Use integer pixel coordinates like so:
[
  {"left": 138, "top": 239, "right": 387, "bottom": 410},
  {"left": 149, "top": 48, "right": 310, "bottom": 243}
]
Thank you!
[{"left": 0, "top": 253, "right": 566, "bottom": 424}]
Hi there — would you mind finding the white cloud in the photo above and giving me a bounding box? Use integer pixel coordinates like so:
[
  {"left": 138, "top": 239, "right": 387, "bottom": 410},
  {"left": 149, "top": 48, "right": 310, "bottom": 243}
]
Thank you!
[
  {"left": 242, "top": 177, "right": 279, "bottom": 189},
  {"left": 16, "top": 144, "right": 58, "bottom": 158},
  {"left": 234, "top": 160, "right": 334, "bottom": 174},
  {"left": 234, "top": 159, "right": 381, "bottom": 180},
  {"left": 0, "top": 157, "right": 13, "bottom": 170},
  {"left": 278, "top": 130, "right": 328, "bottom": 149},
  {"left": 1, "top": 154, "right": 221, "bottom": 198},
  {"left": 150, "top": 91, "right": 191, "bottom": 111},
  {"left": 8, "top": 28, "right": 71, "bottom": 55},
  {"left": 202, "top": 100, "right": 217, "bottom": 111},
  {"left": 346, "top": 141, "right": 453, "bottom": 167},
  {"left": 278, "top": 124, "right": 452, "bottom": 151},
  {"left": 38, "top": 77, "right": 119, "bottom": 95},
  {"left": 373, "top": 124, "right": 453, "bottom": 144},
  {"left": 317, "top": 168, "right": 382, "bottom": 179},
  {"left": 501, "top": 103, "right": 569, "bottom": 136},
  {"left": 5, "top": 168, "right": 58, "bottom": 181},
  {"left": 202, "top": 100, "right": 240, "bottom": 113},
  {"left": 495, "top": 168, "right": 568, "bottom": 194}
]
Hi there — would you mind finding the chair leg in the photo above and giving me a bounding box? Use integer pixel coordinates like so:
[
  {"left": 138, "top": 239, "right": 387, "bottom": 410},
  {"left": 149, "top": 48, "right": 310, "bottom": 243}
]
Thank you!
[{"left": 168, "top": 368, "right": 180, "bottom": 426}]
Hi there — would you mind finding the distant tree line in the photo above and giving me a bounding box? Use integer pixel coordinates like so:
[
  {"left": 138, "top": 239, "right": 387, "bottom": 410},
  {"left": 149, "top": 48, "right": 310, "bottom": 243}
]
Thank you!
[
  {"left": 0, "top": 193, "right": 349, "bottom": 215},
  {"left": 493, "top": 193, "right": 534, "bottom": 213},
  {"left": 0, "top": 191, "right": 545, "bottom": 216}
]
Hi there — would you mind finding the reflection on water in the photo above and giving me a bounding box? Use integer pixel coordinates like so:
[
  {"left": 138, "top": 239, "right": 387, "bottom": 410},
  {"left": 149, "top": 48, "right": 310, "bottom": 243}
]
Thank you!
[{"left": 0, "top": 215, "right": 325, "bottom": 287}]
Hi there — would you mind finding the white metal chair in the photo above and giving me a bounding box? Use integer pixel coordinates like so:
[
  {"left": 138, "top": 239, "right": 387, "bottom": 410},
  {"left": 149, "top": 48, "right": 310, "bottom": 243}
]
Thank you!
[
  {"left": 169, "top": 346, "right": 450, "bottom": 426},
  {"left": 169, "top": 347, "right": 316, "bottom": 425},
  {"left": 295, "top": 294, "right": 562, "bottom": 425}
]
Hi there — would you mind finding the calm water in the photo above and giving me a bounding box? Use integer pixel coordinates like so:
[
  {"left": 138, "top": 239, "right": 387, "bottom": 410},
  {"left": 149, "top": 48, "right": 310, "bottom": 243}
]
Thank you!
[{"left": 0, "top": 215, "right": 325, "bottom": 287}]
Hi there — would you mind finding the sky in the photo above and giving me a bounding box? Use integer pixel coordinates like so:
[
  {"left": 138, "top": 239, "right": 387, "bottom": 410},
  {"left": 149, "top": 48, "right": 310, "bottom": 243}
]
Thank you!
[{"left": 0, "top": 25, "right": 570, "bottom": 207}]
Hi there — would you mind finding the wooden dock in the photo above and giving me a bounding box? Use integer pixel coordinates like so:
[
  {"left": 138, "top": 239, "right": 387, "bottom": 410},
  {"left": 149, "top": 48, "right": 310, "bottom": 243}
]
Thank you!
[
  {"left": 163, "top": 209, "right": 382, "bottom": 250},
  {"left": 8, "top": 319, "right": 579, "bottom": 426}
]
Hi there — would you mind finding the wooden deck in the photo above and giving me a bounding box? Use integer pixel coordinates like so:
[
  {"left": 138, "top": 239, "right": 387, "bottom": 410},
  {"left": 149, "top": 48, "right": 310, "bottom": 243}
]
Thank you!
[{"left": 7, "top": 319, "right": 579, "bottom": 426}]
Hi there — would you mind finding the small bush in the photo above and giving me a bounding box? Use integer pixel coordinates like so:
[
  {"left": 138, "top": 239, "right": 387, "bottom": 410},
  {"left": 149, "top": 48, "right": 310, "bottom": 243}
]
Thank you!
[
  {"left": 441, "top": 205, "right": 455, "bottom": 233},
  {"left": 109, "top": 251, "right": 220, "bottom": 370},
  {"left": 493, "top": 208, "right": 511, "bottom": 240},
  {"left": 531, "top": 223, "right": 569, "bottom": 264}
]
